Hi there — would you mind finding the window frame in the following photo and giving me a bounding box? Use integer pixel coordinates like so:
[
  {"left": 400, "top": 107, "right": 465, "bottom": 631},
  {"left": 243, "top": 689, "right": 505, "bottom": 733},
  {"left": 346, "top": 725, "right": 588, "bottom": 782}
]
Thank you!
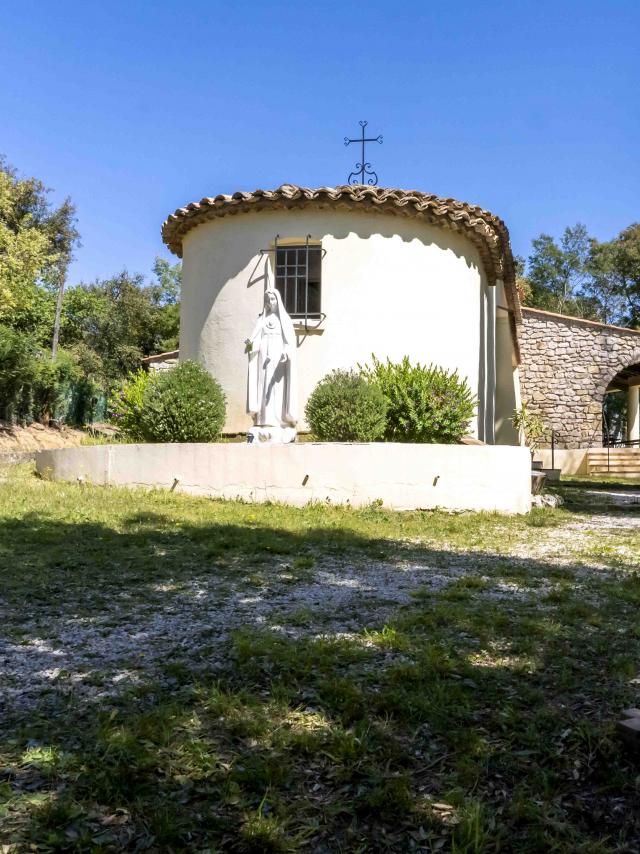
[{"left": 272, "top": 236, "right": 323, "bottom": 322}]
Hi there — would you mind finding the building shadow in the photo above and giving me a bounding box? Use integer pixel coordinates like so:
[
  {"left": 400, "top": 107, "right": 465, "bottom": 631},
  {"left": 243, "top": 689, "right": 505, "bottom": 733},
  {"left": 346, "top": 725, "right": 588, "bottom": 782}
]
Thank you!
[{"left": 1, "top": 506, "right": 640, "bottom": 849}]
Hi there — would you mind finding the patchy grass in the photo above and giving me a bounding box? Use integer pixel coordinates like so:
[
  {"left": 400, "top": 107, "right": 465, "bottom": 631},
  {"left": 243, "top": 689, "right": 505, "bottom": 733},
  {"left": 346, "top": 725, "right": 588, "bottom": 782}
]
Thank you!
[
  {"left": 562, "top": 475, "right": 640, "bottom": 490},
  {"left": 1, "top": 464, "right": 640, "bottom": 851}
]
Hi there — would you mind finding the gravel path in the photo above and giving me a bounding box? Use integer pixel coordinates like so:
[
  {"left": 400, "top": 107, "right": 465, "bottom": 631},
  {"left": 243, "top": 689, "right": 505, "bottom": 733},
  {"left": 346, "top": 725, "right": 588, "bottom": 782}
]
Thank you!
[
  {"left": 2, "top": 486, "right": 638, "bottom": 723},
  {"left": 0, "top": 558, "right": 469, "bottom": 721}
]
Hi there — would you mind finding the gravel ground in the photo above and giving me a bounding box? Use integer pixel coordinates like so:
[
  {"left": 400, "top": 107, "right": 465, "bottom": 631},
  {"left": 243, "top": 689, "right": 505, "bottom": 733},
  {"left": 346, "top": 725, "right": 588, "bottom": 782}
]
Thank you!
[
  {"left": 2, "top": 487, "right": 639, "bottom": 724},
  {"left": 0, "top": 558, "right": 469, "bottom": 721}
]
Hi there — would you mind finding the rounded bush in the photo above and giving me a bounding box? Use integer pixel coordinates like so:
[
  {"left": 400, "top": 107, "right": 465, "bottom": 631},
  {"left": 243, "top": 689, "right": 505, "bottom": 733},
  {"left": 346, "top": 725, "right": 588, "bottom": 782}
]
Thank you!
[
  {"left": 139, "top": 361, "right": 226, "bottom": 443},
  {"left": 360, "top": 356, "right": 476, "bottom": 444},
  {"left": 305, "top": 369, "right": 387, "bottom": 441}
]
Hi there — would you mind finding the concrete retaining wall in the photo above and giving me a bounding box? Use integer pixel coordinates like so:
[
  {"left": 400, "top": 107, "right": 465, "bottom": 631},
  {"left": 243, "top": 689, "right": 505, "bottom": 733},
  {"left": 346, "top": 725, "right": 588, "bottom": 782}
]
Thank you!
[{"left": 35, "top": 442, "right": 532, "bottom": 514}]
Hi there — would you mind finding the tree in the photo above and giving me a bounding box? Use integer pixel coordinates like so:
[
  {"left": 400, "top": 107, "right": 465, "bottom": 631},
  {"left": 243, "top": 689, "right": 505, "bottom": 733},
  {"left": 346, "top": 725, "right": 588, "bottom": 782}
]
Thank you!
[
  {"left": 152, "top": 256, "right": 181, "bottom": 305},
  {"left": 520, "top": 222, "right": 640, "bottom": 328},
  {"left": 0, "top": 157, "right": 79, "bottom": 345},
  {"left": 524, "top": 224, "right": 600, "bottom": 318},
  {"left": 60, "top": 264, "right": 181, "bottom": 391},
  {"left": 150, "top": 256, "right": 181, "bottom": 352},
  {"left": 588, "top": 224, "right": 640, "bottom": 327}
]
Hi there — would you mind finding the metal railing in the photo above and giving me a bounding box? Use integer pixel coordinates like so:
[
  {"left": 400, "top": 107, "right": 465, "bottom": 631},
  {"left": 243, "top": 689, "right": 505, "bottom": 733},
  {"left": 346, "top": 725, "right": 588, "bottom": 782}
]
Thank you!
[{"left": 602, "top": 408, "right": 640, "bottom": 447}]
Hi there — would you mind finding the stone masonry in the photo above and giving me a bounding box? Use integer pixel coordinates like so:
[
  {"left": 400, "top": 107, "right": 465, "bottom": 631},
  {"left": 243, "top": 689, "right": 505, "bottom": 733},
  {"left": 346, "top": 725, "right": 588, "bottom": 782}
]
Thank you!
[{"left": 518, "top": 308, "right": 640, "bottom": 448}]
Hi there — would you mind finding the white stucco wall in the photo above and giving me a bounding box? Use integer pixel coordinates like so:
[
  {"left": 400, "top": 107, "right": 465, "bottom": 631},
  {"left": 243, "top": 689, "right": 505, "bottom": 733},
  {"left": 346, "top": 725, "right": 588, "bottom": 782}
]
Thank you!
[
  {"left": 495, "top": 289, "right": 521, "bottom": 446},
  {"left": 36, "top": 443, "right": 532, "bottom": 513},
  {"left": 534, "top": 448, "right": 588, "bottom": 475},
  {"left": 180, "top": 208, "right": 497, "bottom": 436}
]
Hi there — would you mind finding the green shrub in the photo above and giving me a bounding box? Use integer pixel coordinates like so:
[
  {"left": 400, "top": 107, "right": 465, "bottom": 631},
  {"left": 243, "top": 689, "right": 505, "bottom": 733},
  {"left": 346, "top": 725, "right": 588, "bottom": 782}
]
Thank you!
[
  {"left": 305, "top": 369, "right": 387, "bottom": 441},
  {"left": 0, "top": 324, "right": 83, "bottom": 424},
  {"left": 139, "top": 361, "right": 226, "bottom": 443},
  {"left": 31, "top": 349, "right": 82, "bottom": 423},
  {"left": 0, "top": 325, "right": 37, "bottom": 422},
  {"left": 108, "top": 369, "right": 150, "bottom": 441},
  {"left": 511, "top": 401, "right": 546, "bottom": 452},
  {"left": 360, "top": 355, "right": 476, "bottom": 444}
]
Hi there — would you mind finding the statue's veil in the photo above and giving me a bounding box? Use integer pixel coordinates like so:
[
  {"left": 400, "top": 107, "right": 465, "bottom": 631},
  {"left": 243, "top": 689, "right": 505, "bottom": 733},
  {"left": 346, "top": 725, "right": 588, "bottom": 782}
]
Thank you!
[
  {"left": 268, "top": 287, "right": 296, "bottom": 349},
  {"left": 246, "top": 287, "right": 298, "bottom": 425}
]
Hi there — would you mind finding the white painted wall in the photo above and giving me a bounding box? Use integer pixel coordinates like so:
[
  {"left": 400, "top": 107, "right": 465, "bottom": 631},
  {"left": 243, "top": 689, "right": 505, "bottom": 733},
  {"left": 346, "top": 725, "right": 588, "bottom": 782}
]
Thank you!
[
  {"left": 495, "top": 283, "right": 521, "bottom": 446},
  {"left": 533, "top": 449, "right": 588, "bottom": 475},
  {"left": 36, "top": 442, "right": 532, "bottom": 513},
  {"left": 180, "top": 208, "right": 496, "bottom": 436}
]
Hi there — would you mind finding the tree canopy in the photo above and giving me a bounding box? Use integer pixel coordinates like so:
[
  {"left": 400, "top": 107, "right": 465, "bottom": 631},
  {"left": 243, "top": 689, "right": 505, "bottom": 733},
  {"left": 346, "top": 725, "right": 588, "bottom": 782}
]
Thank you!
[
  {"left": 0, "top": 156, "right": 79, "bottom": 342},
  {"left": 60, "top": 266, "right": 180, "bottom": 389},
  {"left": 0, "top": 157, "right": 181, "bottom": 424},
  {"left": 520, "top": 222, "right": 640, "bottom": 328}
]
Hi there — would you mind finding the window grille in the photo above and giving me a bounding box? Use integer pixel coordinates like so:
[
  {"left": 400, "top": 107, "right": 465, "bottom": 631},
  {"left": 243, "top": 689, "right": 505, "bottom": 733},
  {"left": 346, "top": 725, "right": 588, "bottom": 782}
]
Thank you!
[{"left": 274, "top": 241, "right": 322, "bottom": 319}]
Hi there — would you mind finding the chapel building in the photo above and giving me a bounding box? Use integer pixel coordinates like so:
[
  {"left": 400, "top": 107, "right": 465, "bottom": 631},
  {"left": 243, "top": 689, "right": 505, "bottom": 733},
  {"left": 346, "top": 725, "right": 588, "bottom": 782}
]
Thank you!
[{"left": 161, "top": 184, "right": 522, "bottom": 444}]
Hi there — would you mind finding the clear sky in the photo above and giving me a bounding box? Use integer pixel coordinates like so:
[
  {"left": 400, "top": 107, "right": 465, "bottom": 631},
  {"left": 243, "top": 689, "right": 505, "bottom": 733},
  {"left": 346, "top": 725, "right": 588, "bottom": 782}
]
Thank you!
[{"left": 1, "top": 0, "right": 638, "bottom": 285}]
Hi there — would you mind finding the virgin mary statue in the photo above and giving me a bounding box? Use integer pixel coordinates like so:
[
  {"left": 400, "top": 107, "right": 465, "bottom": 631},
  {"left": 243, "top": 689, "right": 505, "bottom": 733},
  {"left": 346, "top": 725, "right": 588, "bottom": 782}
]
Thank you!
[{"left": 246, "top": 288, "right": 298, "bottom": 443}]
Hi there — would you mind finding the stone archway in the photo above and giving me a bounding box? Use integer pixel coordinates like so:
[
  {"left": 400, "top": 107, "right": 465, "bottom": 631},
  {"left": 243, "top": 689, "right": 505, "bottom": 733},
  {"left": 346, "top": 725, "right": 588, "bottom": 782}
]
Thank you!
[
  {"left": 518, "top": 307, "right": 640, "bottom": 448},
  {"left": 602, "top": 361, "right": 640, "bottom": 444}
]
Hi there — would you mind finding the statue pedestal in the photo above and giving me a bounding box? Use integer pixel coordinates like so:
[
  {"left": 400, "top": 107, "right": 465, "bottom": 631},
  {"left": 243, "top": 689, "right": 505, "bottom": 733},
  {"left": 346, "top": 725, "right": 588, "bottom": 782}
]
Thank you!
[{"left": 247, "top": 425, "right": 297, "bottom": 444}]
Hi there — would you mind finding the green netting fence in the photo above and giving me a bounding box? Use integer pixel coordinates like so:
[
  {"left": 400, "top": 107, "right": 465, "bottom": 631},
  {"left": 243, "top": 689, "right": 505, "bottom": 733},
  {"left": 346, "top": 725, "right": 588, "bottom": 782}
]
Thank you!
[{"left": 0, "top": 379, "right": 107, "bottom": 426}]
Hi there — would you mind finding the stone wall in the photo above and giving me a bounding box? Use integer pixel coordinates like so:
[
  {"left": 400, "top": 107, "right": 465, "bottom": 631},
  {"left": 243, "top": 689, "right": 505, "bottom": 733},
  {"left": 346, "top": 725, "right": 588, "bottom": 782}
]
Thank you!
[{"left": 518, "top": 308, "right": 640, "bottom": 448}]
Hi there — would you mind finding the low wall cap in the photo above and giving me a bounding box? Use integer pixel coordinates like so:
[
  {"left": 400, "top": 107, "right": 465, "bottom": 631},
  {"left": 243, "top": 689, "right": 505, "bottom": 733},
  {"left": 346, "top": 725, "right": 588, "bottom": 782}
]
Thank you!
[{"left": 161, "top": 183, "right": 520, "bottom": 323}]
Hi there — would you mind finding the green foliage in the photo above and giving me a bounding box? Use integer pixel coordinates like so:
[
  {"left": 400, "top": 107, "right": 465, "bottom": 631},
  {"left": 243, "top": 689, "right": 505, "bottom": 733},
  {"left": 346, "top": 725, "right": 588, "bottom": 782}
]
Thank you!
[
  {"left": 138, "top": 361, "right": 226, "bottom": 443},
  {"left": 0, "top": 158, "right": 182, "bottom": 422},
  {"left": 0, "top": 157, "right": 79, "bottom": 344},
  {"left": 304, "top": 369, "right": 387, "bottom": 441},
  {"left": 521, "top": 222, "right": 640, "bottom": 327},
  {"left": 0, "top": 324, "right": 88, "bottom": 424},
  {"left": 511, "top": 402, "right": 547, "bottom": 452},
  {"left": 152, "top": 256, "right": 181, "bottom": 305},
  {"left": 589, "top": 223, "right": 640, "bottom": 327},
  {"left": 525, "top": 224, "right": 595, "bottom": 317},
  {"left": 108, "top": 369, "right": 150, "bottom": 441},
  {"left": 361, "top": 355, "right": 476, "bottom": 443},
  {"left": 60, "top": 266, "right": 180, "bottom": 391}
]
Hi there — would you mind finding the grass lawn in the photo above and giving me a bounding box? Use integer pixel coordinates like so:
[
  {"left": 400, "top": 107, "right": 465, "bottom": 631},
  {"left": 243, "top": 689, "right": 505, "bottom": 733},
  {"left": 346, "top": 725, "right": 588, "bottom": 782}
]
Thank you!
[{"left": 1, "top": 464, "right": 640, "bottom": 852}]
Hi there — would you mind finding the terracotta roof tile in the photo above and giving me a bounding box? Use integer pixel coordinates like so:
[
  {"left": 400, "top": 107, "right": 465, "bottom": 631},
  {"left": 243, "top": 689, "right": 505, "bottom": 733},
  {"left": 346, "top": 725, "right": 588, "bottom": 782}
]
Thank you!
[{"left": 161, "top": 183, "right": 521, "bottom": 323}]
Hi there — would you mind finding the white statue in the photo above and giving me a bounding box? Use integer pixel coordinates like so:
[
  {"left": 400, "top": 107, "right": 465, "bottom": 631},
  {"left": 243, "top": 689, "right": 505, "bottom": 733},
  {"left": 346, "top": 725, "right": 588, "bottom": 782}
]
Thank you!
[{"left": 246, "top": 288, "right": 297, "bottom": 443}]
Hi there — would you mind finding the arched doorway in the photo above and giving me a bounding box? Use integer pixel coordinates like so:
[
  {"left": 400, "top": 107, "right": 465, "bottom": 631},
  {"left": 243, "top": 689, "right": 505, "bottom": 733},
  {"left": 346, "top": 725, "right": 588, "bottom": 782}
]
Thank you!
[{"left": 603, "top": 361, "right": 640, "bottom": 446}]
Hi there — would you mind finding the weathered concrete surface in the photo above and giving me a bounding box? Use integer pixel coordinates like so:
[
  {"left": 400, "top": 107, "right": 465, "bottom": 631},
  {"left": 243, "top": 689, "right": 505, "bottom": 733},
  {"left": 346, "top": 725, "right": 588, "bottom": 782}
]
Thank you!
[
  {"left": 519, "top": 308, "right": 640, "bottom": 448},
  {"left": 35, "top": 442, "right": 532, "bottom": 514}
]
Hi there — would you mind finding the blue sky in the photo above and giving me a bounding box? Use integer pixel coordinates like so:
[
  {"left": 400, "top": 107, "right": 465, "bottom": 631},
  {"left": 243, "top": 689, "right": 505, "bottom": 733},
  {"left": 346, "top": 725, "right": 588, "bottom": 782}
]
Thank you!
[{"left": 1, "top": 0, "right": 638, "bottom": 284}]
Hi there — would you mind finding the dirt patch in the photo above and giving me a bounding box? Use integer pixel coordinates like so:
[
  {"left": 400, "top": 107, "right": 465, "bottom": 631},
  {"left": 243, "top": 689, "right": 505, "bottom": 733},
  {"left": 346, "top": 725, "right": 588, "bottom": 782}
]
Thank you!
[{"left": 0, "top": 422, "right": 87, "bottom": 458}]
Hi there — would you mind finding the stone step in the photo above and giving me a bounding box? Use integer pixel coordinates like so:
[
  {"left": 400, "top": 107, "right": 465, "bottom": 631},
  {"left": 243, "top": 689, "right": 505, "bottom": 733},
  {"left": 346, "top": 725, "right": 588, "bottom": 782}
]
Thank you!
[
  {"left": 587, "top": 447, "right": 640, "bottom": 477},
  {"left": 589, "top": 459, "right": 640, "bottom": 464},
  {"left": 588, "top": 451, "right": 640, "bottom": 456},
  {"left": 589, "top": 466, "right": 640, "bottom": 476},
  {"left": 588, "top": 458, "right": 640, "bottom": 465},
  {"left": 589, "top": 469, "right": 640, "bottom": 474},
  {"left": 588, "top": 450, "right": 640, "bottom": 456},
  {"left": 588, "top": 456, "right": 640, "bottom": 462},
  {"left": 588, "top": 455, "right": 640, "bottom": 460}
]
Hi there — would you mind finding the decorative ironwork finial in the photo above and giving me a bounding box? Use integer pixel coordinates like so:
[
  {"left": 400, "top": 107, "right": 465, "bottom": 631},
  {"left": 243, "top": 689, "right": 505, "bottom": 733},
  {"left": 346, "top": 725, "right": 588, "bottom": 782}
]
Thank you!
[{"left": 344, "top": 120, "right": 383, "bottom": 186}]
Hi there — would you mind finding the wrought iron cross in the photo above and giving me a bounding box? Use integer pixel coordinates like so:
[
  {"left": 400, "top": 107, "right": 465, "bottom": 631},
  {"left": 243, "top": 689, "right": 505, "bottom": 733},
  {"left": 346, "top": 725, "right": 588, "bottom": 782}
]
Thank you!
[{"left": 344, "top": 120, "right": 383, "bottom": 186}]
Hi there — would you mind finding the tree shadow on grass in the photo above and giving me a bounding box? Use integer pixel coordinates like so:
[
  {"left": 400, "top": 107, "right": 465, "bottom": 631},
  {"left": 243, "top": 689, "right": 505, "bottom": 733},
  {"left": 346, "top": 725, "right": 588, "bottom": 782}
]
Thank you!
[
  {"left": 2, "top": 509, "right": 640, "bottom": 850},
  {"left": 555, "top": 479, "right": 640, "bottom": 519}
]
